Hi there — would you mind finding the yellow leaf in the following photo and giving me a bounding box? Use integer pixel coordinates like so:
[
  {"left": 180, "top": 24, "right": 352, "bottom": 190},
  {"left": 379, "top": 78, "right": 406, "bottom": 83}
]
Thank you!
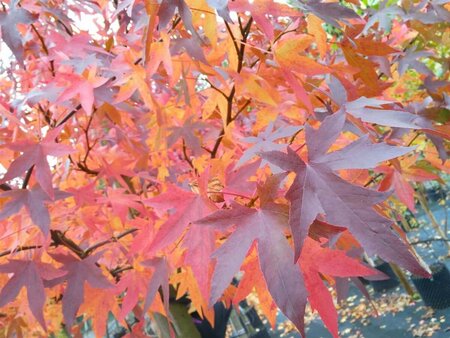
[{"left": 307, "top": 15, "right": 327, "bottom": 58}]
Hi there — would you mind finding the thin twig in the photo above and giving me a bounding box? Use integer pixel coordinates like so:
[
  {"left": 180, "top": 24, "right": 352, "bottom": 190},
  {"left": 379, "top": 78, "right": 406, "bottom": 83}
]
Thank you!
[
  {"left": 225, "top": 21, "right": 240, "bottom": 58},
  {"left": 410, "top": 238, "right": 450, "bottom": 245},
  {"left": 56, "top": 104, "right": 82, "bottom": 127},
  {"left": 211, "top": 99, "right": 250, "bottom": 158},
  {"left": 30, "top": 24, "right": 55, "bottom": 76},
  {"left": 22, "top": 165, "right": 34, "bottom": 189},
  {"left": 0, "top": 245, "right": 43, "bottom": 258},
  {"left": 205, "top": 78, "right": 229, "bottom": 99},
  {"left": 0, "top": 184, "right": 12, "bottom": 191},
  {"left": 182, "top": 139, "right": 194, "bottom": 169},
  {"left": 83, "top": 228, "right": 138, "bottom": 257}
]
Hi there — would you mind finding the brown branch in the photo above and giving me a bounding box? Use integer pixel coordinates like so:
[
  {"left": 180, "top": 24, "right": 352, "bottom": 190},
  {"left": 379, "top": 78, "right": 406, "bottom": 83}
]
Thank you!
[
  {"left": 0, "top": 245, "right": 43, "bottom": 258},
  {"left": 182, "top": 139, "right": 194, "bottom": 169},
  {"left": 50, "top": 230, "right": 85, "bottom": 259},
  {"left": 232, "top": 99, "right": 251, "bottom": 121},
  {"left": 1, "top": 229, "right": 138, "bottom": 264},
  {"left": 30, "top": 24, "right": 48, "bottom": 55},
  {"left": 56, "top": 104, "right": 82, "bottom": 127},
  {"left": 225, "top": 21, "right": 240, "bottom": 58},
  {"left": 210, "top": 17, "right": 253, "bottom": 158},
  {"left": 226, "top": 86, "right": 236, "bottom": 124},
  {"left": 30, "top": 24, "right": 55, "bottom": 76},
  {"left": 210, "top": 99, "right": 250, "bottom": 158},
  {"left": 56, "top": 18, "right": 73, "bottom": 36},
  {"left": 110, "top": 264, "right": 133, "bottom": 279},
  {"left": 38, "top": 103, "right": 54, "bottom": 126},
  {"left": 236, "top": 17, "right": 252, "bottom": 73},
  {"left": 0, "top": 183, "right": 12, "bottom": 191},
  {"left": 75, "top": 160, "right": 99, "bottom": 175},
  {"left": 205, "top": 78, "right": 228, "bottom": 99},
  {"left": 21, "top": 165, "right": 34, "bottom": 189},
  {"left": 83, "top": 228, "right": 138, "bottom": 258},
  {"left": 363, "top": 173, "right": 383, "bottom": 187}
]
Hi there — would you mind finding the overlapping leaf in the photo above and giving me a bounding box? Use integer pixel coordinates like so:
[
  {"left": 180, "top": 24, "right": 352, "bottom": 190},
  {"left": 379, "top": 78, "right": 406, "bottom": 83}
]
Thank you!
[
  {"left": 196, "top": 176, "right": 308, "bottom": 335},
  {"left": 262, "top": 112, "right": 429, "bottom": 277}
]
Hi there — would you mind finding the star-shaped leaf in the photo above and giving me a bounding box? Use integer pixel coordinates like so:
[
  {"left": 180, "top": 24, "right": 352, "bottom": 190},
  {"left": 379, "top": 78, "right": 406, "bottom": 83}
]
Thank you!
[
  {"left": 0, "top": 259, "right": 65, "bottom": 329},
  {"left": 0, "top": 184, "right": 71, "bottom": 235},
  {"left": 1, "top": 126, "right": 73, "bottom": 198},
  {"left": 0, "top": 0, "right": 37, "bottom": 64},
  {"left": 262, "top": 112, "right": 428, "bottom": 277}
]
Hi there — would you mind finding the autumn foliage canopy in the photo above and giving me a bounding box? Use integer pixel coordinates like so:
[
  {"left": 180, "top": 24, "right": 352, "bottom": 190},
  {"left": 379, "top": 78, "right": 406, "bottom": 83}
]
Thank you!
[{"left": 0, "top": 0, "right": 449, "bottom": 336}]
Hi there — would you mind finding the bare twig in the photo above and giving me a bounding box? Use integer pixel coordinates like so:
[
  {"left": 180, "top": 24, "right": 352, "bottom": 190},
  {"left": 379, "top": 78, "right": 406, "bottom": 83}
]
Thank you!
[
  {"left": 22, "top": 165, "right": 34, "bottom": 189},
  {"left": 83, "top": 228, "right": 138, "bottom": 257},
  {"left": 182, "top": 139, "right": 194, "bottom": 169},
  {"left": 56, "top": 104, "right": 82, "bottom": 127},
  {"left": 410, "top": 238, "right": 450, "bottom": 245},
  {"left": 0, "top": 245, "right": 43, "bottom": 258}
]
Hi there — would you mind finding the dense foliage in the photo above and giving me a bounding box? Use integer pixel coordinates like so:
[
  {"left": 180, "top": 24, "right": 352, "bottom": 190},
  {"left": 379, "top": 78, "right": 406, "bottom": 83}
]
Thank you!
[{"left": 0, "top": 0, "right": 449, "bottom": 336}]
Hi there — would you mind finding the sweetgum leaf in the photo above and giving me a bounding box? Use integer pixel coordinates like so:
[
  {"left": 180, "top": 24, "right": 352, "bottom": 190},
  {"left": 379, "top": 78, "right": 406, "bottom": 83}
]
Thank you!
[
  {"left": 0, "top": 259, "right": 65, "bottom": 329},
  {"left": 0, "top": 0, "right": 37, "bottom": 64},
  {"left": 50, "top": 252, "right": 112, "bottom": 328},
  {"left": 261, "top": 112, "right": 429, "bottom": 277},
  {"left": 0, "top": 185, "right": 71, "bottom": 236}
]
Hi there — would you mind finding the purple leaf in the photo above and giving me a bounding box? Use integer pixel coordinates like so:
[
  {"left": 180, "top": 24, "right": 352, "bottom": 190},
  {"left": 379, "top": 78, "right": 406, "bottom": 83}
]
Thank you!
[{"left": 261, "top": 112, "right": 430, "bottom": 277}]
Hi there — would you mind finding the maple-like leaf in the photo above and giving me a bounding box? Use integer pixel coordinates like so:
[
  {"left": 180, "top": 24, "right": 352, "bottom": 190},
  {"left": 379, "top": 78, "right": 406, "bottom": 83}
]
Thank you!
[
  {"left": 196, "top": 175, "right": 308, "bottom": 336},
  {"left": 0, "top": 185, "right": 71, "bottom": 235},
  {"left": 341, "top": 96, "right": 448, "bottom": 139},
  {"left": 222, "top": 159, "right": 260, "bottom": 202},
  {"left": 157, "top": 0, "right": 196, "bottom": 36},
  {"left": 115, "top": 269, "right": 149, "bottom": 321},
  {"left": 96, "top": 187, "right": 144, "bottom": 223},
  {"left": 232, "top": 253, "right": 278, "bottom": 328},
  {"left": 261, "top": 112, "right": 428, "bottom": 277},
  {"left": 144, "top": 183, "right": 216, "bottom": 254},
  {"left": 170, "top": 38, "right": 208, "bottom": 63},
  {"left": 57, "top": 68, "right": 109, "bottom": 115},
  {"left": 229, "top": 0, "right": 299, "bottom": 40},
  {"left": 0, "top": 0, "right": 448, "bottom": 336},
  {"left": 299, "top": 238, "right": 378, "bottom": 338},
  {"left": 236, "top": 121, "right": 301, "bottom": 168},
  {"left": 1, "top": 126, "right": 73, "bottom": 198},
  {"left": 362, "top": 2, "right": 403, "bottom": 34},
  {"left": 167, "top": 116, "right": 206, "bottom": 155},
  {"left": 144, "top": 176, "right": 217, "bottom": 300},
  {"left": 376, "top": 157, "right": 441, "bottom": 212},
  {"left": 141, "top": 257, "right": 170, "bottom": 315},
  {"left": 296, "top": 0, "right": 360, "bottom": 28},
  {"left": 197, "top": 202, "right": 308, "bottom": 335},
  {"left": 79, "top": 285, "right": 120, "bottom": 337},
  {"left": 274, "top": 35, "right": 331, "bottom": 76},
  {"left": 0, "top": 259, "right": 65, "bottom": 329},
  {"left": 0, "top": 0, "right": 37, "bottom": 64},
  {"left": 206, "top": 0, "right": 231, "bottom": 22},
  {"left": 50, "top": 252, "right": 112, "bottom": 328}
]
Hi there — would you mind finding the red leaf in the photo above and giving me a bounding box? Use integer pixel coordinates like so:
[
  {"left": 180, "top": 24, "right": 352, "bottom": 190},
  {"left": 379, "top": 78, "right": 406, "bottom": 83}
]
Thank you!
[
  {"left": 261, "top": 112, "right": 429, "bottom": 277},
  {"left": 299, "top": 238, "right": 378, "bottom": 337},
  {"left": 144, "top": 184, "right": 216, "bottom": 254},
  {"left": 0, "top": 185, "right": 71, "bottom": 235},
  {"left": 0, "top": 1, "right": 37, "bottom": 64},
  {"left": 50, "top": 252, "right": 112, "bottom": 328},
  {"left": 196, "top": 175, "right": 308, "bottom": 335},
  {"left": 144, "top": 177, "right": 217, "bottom": 300},
  {"left": 0, "top": 259, "right": 65, "bottom": 329},
  {"left": 141, "top": 257, "right": 170, "bottom": 316},
  {"left": 1, "top": 126, "right": 73, "bottom": 198}
]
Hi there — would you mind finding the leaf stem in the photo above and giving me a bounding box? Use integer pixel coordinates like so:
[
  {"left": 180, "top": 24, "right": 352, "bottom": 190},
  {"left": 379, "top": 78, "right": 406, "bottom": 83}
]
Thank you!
[{"left": 22, "top": 165, "right": 34, "bottom": 189}]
